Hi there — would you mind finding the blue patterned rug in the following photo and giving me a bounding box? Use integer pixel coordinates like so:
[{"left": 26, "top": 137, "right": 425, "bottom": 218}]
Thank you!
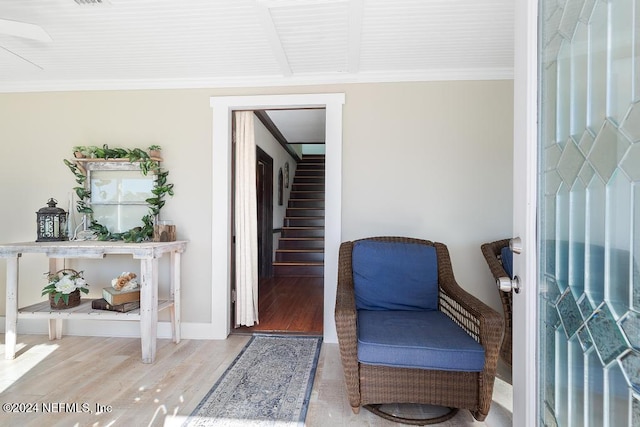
[{"left": 183, "top": 335, "right": 322, "bottom": 427}]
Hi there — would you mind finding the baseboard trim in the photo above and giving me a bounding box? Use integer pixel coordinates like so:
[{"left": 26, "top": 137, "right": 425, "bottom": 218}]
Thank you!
[{"left": 0, "top": 317, "right": 227, "bottom": 340}]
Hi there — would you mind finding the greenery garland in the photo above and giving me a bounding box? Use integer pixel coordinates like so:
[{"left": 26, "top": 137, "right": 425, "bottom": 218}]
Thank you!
[{"left": 64, "top": 144, "right": 174, "bottom": 243}]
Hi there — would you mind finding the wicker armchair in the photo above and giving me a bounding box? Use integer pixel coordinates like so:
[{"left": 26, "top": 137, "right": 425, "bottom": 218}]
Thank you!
[
  {"left": 335, "top": 236, "right": 504, "bottom": 423},
  {"left": 480, "top": 239, "right": 512, "bottom": 367}
]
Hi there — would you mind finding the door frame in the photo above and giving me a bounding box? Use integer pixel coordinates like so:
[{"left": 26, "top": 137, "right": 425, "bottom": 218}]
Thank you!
[
  {"left": 513, "top": 0, "right": 539, "bottom": 425},
  {"left": 210, "top": 93, "right": 345, "bottom": 341}
]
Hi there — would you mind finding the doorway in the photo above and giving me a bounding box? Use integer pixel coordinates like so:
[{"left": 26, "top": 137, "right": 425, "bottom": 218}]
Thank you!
[
  {"left": 210, "top": 93, "right": 344, "bottom": 341},
  {"left": 233, "top": 115, "right": 325, "bottom": 335}
]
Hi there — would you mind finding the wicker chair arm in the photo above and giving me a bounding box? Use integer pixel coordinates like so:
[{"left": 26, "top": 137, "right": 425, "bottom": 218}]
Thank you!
[
  {"left": 434, "top": 242, "right": 503, "bottom": 419},
  {"left": 481, "top": 239, "right": 511, "bottom": 280},
  {"left": 335, "top": 241, "right": 361, "bottom": 408}
]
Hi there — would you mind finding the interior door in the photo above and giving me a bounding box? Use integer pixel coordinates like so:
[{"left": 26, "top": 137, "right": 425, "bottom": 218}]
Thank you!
[
  {"left": 514, "top": 0, "right": 640, "bottom": 425},
  {"left": 256, "top": 146, "right": 274, "bottom": 279}
]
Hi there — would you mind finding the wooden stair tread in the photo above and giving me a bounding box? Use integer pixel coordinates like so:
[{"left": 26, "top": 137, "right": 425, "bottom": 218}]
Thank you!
[
  {"left": 273, "top": 262, "right": 324, "bottom": 266},
  {"left": 276, "top": 249, "right": 324, "bottom": 252},
  {"left": 278, "top": 237, "right": 324, "bottom": 240}
]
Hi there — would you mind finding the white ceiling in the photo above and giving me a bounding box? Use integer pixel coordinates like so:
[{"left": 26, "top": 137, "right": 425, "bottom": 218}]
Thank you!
[
  {"left": 265, "top": 109, "right": 326, "bottom": 144},
  {"left": 0, "top": 0, "right": 514, "bottom": 93}
]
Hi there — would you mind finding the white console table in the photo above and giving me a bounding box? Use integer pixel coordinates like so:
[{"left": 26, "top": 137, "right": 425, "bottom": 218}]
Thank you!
[{"left": 0, "top": 240, "right": 187, "bottom": 364}]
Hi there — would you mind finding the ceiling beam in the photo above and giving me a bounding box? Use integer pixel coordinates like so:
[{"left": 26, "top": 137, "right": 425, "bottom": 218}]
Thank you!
[
  {"left": 255, "top": 4, "right": 293, "bottom": 77},
  {"left": 0, "top": 18, "right": 52, "bottom": 43},
  {"left": 347, "top": 0, "right": 364, "bottom": 73}
]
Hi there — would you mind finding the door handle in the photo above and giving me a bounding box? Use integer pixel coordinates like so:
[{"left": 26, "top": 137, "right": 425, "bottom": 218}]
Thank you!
[
  {"left": 500, "top": 236, "right": 522, "bottom": 293},
  {"left": 497, "top": 275, "right": 520, "bottom": 293},
  {"left": 510, "top": 236, "right": 522, "bottom": 254}
]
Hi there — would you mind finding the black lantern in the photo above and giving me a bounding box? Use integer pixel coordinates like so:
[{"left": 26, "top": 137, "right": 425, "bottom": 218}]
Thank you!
[{"left": 36, "top": 198, "right": 68, "bottom": 242}]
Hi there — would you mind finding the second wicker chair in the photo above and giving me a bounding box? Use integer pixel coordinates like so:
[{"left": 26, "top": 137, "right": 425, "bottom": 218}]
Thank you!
[{"left": 480, "top": 238, "right": 513, "bottom": 367}]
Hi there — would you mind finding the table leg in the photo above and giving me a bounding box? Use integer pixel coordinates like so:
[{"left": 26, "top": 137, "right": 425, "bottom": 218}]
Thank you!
[
  {"left": 48, "top": 258, "right": 64, "bottom": 340},
  {"left": 170, "top": 251, "right": 181, "bottom": 343},
  {"left": 4, "top": 256, "right": 19, "bottom": 360},
  {"left": 48, "top": 319, "right": 63, "bottom": 340},
  {"left": 139, "top": 257, "right": 158, "bottom": 364}
]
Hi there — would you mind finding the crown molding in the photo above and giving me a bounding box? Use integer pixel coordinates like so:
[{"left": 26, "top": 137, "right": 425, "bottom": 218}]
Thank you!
[{"left": 0, "top": 68, "right": 514, "bottom": 93}]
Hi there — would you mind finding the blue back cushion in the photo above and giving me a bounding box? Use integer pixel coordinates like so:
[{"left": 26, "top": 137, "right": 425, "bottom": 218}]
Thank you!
[
  {"left": 352, "top": 240, "right": 438, "bottom": 311},
  {"left": 501, "top": 246, "right": 513, "bottom": 279}
]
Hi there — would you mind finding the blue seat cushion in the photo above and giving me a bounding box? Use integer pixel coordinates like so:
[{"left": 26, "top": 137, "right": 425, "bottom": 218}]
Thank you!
[
  {"left": 352, "top": 240, "right": 438, "bottom": 311},
  {"left": 501, "top": 246, "right": 513, "bottom": 279},
  {"left": 357, "top": 310, "right": 485, "bottom": 372}
]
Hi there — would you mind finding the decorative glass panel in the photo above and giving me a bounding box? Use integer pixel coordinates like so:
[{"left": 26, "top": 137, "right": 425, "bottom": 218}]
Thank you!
[
  {"left": 557, "top": 288, "right": 582, "bottom": 339},
  {"left": 619, "top": 350, "right": 640, "bottom": 392},
  {"left": 608, "top": 0, "right": 634, "bottom": 125},
  {"left": 570, "top": 21, "right": 588, "bottom": 137},
  {"left": 569, "top": 337, "right": 585, "bottom": 425},
  {"left": 586, "top": 350, "right": 604, "bottom": 425},
  {"left": 578, "top": 295, "right": 594, "bottom": 321},
  {"left": 569, "top": 180, "right": 586, "bottom": 296},
  {"left": 557, "top": 40, "right": 571, "bottom": 144},
  {"left": 585, "top": 176, "right": 605, "bottom": 306},
  {"left": 586, "top": 0, "right": 607, "bottom": 133},
  {"left": 539, "top": 0, "right": 638, "bottom": 423},
  {"left": 620, "top": 103, "right": 640, "bottom": 142},
  {"left": 606, "top": 170, "right": 632, "bottom": 317},
  {"left": 607, "top": 363, "right": 631, "bottom": 427},
  {"left": 620, "top": 312, "right": 640, "bottom": 350},
  {"left": 557, "top": 184, "right": 570, "bottom": 291},
  {"left": 555, "top": 326, "right": 568, "bottom": 424},
  {"left": 577, "top": 325, "right": 593, "bottom": 351},
  {"left": 587, "top": 303, "right": 627, "bottom": 366}
]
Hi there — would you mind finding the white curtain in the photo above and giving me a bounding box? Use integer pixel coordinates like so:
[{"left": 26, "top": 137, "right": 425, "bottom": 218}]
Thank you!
[{"left": 234, "top": 111, "right": 259, "bottom": 326}]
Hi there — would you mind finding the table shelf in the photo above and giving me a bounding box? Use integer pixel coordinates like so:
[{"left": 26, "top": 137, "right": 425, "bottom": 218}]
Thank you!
[{"left": 17, "top": 298, "right": 173, "bottom": 320}]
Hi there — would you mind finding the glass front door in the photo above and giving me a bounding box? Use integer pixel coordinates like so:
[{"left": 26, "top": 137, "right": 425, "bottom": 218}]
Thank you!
[{"left": 538, "top": 0, "right": 640, "bottom": 425}]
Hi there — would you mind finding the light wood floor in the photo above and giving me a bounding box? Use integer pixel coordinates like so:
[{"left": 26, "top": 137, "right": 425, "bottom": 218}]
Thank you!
[
  {"left": 233, "top": 276, "right": 323, "bottom": 335},
  {"left": 0, "top": 333, "right": 513, "bottom": 426}
]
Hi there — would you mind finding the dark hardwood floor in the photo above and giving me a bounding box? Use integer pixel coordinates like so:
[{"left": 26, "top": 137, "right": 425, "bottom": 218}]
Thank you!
[{"left": 233, "top": 276, "right": 323, "bottom": 335}]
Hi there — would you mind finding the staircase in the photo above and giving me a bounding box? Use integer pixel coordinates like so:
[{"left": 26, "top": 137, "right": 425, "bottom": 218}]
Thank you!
[{"left": 273, "top": 154, "right": 325, "bottom": 277}]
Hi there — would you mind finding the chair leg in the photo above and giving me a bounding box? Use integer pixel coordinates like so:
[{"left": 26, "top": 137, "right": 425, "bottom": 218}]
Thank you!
[
  {"left": 364, "top": 404, "right": 458, "bottom": 425},
  {"left": 351, "top": 406, "right": 360, "bottom": 414}
]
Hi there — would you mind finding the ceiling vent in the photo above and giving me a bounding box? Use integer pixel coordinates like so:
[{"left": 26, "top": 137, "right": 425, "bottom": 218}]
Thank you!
[{"left": 74, "top": 0, "right": 109, "bottom": 4}]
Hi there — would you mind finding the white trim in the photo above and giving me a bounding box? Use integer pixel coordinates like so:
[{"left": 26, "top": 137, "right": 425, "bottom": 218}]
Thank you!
[
  {"left": 513, "top": 0, "right": 538, "bottom": 425},
  {"left": 0, "top": 317, "right": 227, "bottom": 340},
  {"left": 210, "top": 93, "right": 344, "bottom": 342},
  {"left": 0, "top": 69, "right": 514, "bottom": 94}
]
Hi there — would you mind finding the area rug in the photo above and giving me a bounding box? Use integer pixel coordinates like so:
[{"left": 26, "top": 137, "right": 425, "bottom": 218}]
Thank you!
[{"left": 183, "top": 335, "right": 322, "bottom": 427}]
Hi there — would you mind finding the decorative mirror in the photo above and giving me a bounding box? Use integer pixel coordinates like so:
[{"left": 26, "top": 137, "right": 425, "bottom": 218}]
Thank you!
[
  {"left": 88, "top": 163, "right": 155, "bottom": 233},
  {"left": 65, "top": 145, "right": 173, "bottom": 242}
]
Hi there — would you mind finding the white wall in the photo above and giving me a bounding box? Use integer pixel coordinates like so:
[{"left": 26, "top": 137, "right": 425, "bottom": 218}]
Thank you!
[
  {"left": 0, "top": 81, "right": 513, "bottom": 340},
  {"left": 341, "top": 82, "right": 514, "bottom": 312}
]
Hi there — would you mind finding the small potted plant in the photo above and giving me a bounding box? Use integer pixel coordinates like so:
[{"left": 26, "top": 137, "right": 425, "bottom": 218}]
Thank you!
[
  {"left": 42, "top": 269, "right": 89, "bottom": 309},
  {"left": 73, "top": 146, "right": 87, "bottom": 158},
  {"left": 148, "top": 145, "right": 162, "bottom": 159}
]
